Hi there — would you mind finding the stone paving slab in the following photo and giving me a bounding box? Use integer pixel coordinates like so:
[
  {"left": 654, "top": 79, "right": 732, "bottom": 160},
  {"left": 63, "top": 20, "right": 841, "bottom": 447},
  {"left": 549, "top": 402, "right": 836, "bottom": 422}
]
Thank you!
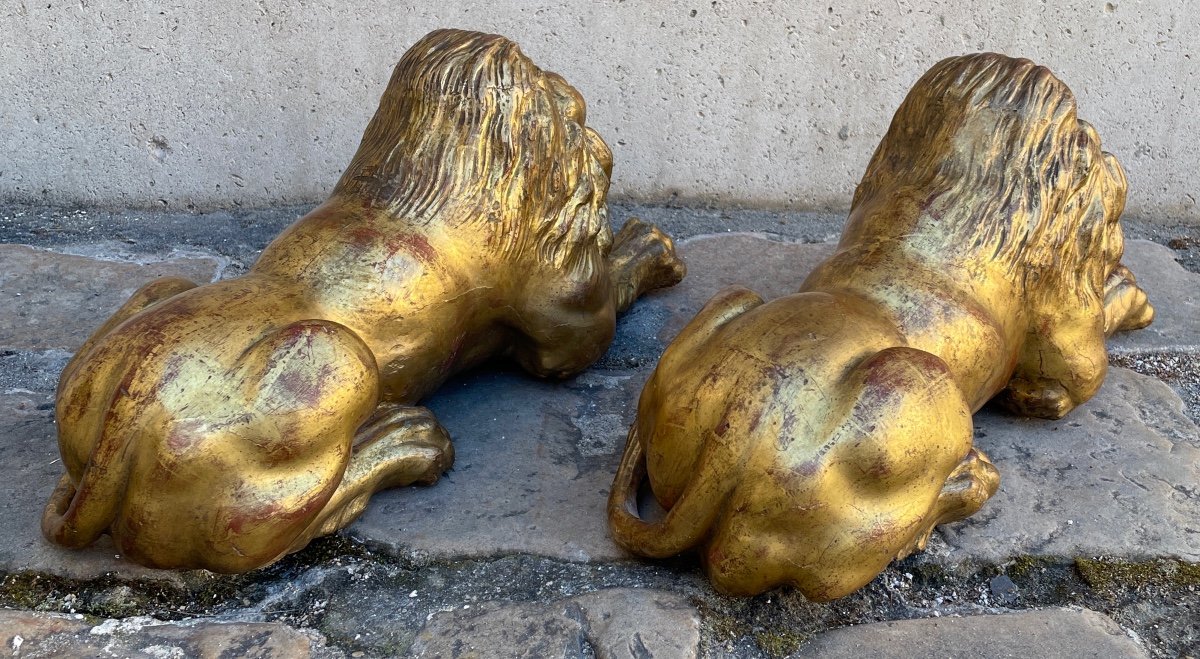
[
  {"left": 1109, "top": 240, "right": 1200, "bottom": 354},
  {"left": 0, "top": 609, "right": 336, "bottom": 658},
  {"left": 936, "top": 367, "right": 1200, "bottom": 564},
  {"left": 790, "top": 607, "right": 1148, "bottom": 658},
  {"left": 569, "top": 588, "right": 701, "bottom": 659},
  {"left": 0, "top": 244, "right": 221, "bottom": 351},
  {"left": 350, "top": 370, "right": 647, "bottom": 563},
  {"left": 409, "top": 588, "right": 699, "bottom": 659},
  {"left": 412, "top": 599, "right": 589, "bottom": 659}
]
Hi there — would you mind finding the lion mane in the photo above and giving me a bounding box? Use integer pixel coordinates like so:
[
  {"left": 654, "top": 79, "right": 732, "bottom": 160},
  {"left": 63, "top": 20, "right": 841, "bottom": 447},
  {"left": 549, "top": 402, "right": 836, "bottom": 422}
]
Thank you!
[
  {"left": 849, "top": 53, "right": 1128, "bottom": 306},
  {"left": 332, "top": 29, "right": 612, "bottom": 273}
]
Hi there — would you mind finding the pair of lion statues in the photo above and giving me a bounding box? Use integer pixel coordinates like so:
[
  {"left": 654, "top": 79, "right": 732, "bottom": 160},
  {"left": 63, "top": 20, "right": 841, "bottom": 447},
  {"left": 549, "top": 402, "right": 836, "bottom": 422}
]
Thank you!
[{"left": 43, "top": 29, "right": 1152, "bottom": 600}]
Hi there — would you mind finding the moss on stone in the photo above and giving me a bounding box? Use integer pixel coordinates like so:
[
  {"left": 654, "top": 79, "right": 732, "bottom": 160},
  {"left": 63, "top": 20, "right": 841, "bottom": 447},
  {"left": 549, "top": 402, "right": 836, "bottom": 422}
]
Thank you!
[
  {"left": 696, "top": 601, "right": 741, "bottom": 646},
  {"left": 1006, "top": 555, "right": 1045, "bottom": 579},
  {"left": 753, "top": 628, "right": 808, "bottom": 657},
  {"left": 1075, "top": 558, "right": 1200, "bottom": 591},
  {"left": 0, "top": 570, "right": 253, "bottom": 620}
]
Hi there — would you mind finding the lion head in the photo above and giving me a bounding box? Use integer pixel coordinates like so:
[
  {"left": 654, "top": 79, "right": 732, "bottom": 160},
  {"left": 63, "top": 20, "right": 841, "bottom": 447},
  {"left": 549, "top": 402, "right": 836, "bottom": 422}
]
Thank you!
[
  {"left": 332, "top": 29, "right": 614, "bottom": 272},
  {"left": 848, "top": 53, "right": 1128, "bottom": 307}
]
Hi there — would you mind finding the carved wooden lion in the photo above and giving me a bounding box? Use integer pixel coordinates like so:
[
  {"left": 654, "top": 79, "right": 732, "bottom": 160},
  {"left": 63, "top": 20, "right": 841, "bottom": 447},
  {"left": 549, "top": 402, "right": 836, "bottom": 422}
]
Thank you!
[
  {"left": 44, "top": 29, "right": 685, "bottom": 572},
  {"left": 608, "top": 53, "right": 1151, "bottom": 600}
]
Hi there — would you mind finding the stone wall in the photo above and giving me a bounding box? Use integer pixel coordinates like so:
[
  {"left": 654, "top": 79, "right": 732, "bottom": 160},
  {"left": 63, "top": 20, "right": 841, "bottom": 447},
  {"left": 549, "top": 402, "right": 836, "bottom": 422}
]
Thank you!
[{"left": 2, "top": 1, "right": 1196, "bottom": 221}]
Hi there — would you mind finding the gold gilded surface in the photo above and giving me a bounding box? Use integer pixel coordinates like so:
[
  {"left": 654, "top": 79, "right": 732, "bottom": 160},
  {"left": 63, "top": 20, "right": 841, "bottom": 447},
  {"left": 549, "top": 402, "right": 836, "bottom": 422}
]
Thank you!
[
  {"left": 608, "top": 54, "right": 1153, "bottom": 600},
  {"left": 43, "top": 29, "right": 685, "bottom": 572}
]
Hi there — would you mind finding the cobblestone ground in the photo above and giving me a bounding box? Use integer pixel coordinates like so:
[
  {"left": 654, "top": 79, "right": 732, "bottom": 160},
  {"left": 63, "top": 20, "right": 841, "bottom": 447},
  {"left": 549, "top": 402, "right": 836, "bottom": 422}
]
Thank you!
[{"left": 0, "top": 204, "right": 1197, "bottom": 658}]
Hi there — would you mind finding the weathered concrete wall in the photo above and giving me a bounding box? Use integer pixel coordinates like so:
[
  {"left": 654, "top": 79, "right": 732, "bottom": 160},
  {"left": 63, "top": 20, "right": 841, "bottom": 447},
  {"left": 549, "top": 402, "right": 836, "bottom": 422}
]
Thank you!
[{"left": 1, "top": 1, "right": 1196, "bottom": 220}]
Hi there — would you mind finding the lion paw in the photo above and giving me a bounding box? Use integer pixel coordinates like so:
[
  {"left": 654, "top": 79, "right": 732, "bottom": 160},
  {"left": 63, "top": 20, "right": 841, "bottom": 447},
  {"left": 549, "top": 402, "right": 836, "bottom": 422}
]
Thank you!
[
  {"left": 897, "top": 447, "right": 1000, "bottom": 560},
  {"left": 939, "top": 448, "right": 1000, "bottom": 516},
  {"left": 1103, "top": 264, "right": 1154, "bottom": 333},
  {"left": 353, "top": 404, "right": 454, "bottom": 486},
  {"left": 997, "top": 377, "right": 1075, "bottom": 420},
  {"left": 611, "top": 217, "right": 687, "bottom": 296}
]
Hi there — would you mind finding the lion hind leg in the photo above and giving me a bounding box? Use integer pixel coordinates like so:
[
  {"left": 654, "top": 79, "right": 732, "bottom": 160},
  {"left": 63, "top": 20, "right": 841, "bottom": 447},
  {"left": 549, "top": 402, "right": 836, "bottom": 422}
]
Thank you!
[
  {"left": 287, "top": 404, "right": 453, "bottom": 552},
  {"left": 647, "top": 286, "right": 763, "bottom": 398},
  {"left": 700, "top": 346, "right": 979, "bottom": 600},
  {"left": 45, "top": 278, "right": 199, "bottom": 553},
  {"left": 669, "top": 286, "right": 764, "bottom": 353}
]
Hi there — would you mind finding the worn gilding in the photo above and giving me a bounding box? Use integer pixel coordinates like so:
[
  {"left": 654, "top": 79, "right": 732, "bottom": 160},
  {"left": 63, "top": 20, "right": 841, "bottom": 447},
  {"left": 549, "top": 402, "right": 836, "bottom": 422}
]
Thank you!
[
  {"left": 608, "top": 54, "right": 1153, "bottom": 600},
  {"left": 43, "top": 29, "right": 685, "bottom": 572}
]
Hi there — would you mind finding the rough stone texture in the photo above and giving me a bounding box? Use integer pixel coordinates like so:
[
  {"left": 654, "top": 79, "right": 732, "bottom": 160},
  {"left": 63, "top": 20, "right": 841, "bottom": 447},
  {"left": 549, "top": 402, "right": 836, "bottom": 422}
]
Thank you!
[
  {"left": 0, "top": 244, "right": 220, "bottom": 351},
  {"left": 2, "top": 3, "right": 1196, "bottom": 222},
  {"left": 791, "top": 607, "right": 1148, "bottom": 658},
  {"left": 1110, "top": 351, "right": 1200, "bottom": 427},
  {"left": 350, "top": 369, "right": 646, "bottom": 563},
  {"left": 1109, "top": 240, "right": 1200, "bottom": 354},
  {"left": 570, "top": 589, "right": 701, "bottom": 659},
  {"left": 0, "top": 392, "right": 180, "bottom": 581},
  {"left": 410, "top": 600, "right": 589, "bottom": 659},
  {"left": 409, "top": 589, "right": 699, "bottom": 659},
  {"left": 936, "top": 367, "right": 1200, "bottom": 563},
  {"left": 0, "top": 349, "right": 72, "bottom": 394},
  {"left": 0, "top": 610, "right": 332, "bottom": 658}
]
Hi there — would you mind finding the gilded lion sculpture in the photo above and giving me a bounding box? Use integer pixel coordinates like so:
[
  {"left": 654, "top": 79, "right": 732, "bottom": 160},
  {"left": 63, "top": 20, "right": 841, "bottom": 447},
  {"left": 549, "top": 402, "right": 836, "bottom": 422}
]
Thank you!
[
  {"left": 607, "top": 54, "right": 1153, "bottom": 600},
  {"left": 43, "top": 29, "right": 685, "bottom": 572}
]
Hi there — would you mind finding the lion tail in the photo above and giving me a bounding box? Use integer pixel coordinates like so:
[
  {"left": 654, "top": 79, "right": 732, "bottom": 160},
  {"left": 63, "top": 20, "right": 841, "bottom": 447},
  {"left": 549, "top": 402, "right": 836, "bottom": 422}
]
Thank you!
[
  {"left": 607, "top": 424, "right": 739, "bottom": 558},
  {"left": 41, "top": 419, "right": 134, "bottom": 549}
]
